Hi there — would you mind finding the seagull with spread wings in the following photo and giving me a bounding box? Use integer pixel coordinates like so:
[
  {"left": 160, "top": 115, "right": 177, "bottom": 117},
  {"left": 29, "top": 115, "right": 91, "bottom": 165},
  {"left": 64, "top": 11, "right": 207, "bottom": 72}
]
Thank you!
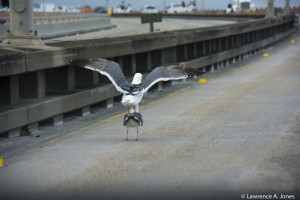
[{"left": 70, "top": 58, "right": 204, "bottom": 113}]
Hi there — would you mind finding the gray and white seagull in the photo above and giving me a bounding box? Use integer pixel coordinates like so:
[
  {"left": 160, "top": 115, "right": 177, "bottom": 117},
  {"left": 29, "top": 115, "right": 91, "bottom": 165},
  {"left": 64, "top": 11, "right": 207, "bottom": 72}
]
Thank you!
[{"left": 70, "top": 58, "right": 204, "bottom": 113}]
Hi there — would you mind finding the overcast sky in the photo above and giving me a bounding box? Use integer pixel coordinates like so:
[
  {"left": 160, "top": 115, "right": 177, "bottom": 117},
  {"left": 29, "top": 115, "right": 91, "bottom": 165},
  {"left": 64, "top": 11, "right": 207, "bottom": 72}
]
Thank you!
[{"left": 33, "top": 0, "right": 300, "bottom": 10}]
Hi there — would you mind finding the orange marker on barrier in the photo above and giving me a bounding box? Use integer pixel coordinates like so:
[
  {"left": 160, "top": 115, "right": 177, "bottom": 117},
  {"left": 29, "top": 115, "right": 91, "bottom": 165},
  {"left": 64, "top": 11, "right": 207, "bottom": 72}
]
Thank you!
[
  {"left": 291, "top": 39, "right": 295, "bottom": 43},
  {"left": 0, "top": 157, "right": 3, "bottom": 167}
]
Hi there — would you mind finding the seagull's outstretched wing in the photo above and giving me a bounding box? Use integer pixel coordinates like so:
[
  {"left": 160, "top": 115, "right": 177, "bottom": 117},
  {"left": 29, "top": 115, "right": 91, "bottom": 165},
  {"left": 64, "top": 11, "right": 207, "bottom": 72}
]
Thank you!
[
  {"left": 70, "top": 58, "right": 127, "bottom": 93},
  {"left": 141, "top": 64, "right": 204, "bottom": 93}
]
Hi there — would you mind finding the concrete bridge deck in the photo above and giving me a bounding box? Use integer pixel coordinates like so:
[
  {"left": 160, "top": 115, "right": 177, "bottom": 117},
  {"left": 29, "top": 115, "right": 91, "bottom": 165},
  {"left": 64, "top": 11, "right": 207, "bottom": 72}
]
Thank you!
[
  {"left": 46, "top": 17, "right": 236, "bottom": 41},
  {"left": 0, "top": 33, "right": 300, "bottom": 199}
]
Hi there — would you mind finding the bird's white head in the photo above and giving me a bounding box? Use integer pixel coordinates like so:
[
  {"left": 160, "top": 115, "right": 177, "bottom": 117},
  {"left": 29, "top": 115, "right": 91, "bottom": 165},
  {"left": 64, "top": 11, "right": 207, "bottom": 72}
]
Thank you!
[{"left": 131, "top": 73, "right": 143, "bottom": 84}]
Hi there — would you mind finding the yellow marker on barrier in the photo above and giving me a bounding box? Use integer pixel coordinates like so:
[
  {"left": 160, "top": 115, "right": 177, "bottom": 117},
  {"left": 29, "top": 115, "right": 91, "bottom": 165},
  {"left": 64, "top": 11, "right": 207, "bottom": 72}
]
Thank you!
[
  {"left": 0, "top": 157, "right": 3, "bottom": 167},
  {"left": 263, "top": 53, "right": 269, "bottom": 57},
  {"left": 291, "top": 39, "right": 295, "bottom": 43},
  {"left": 107, "top": 8, "right": 112, "bottom": 16},
  {"left": 199, "top": 79, "right": 207, "bottom": 84}
]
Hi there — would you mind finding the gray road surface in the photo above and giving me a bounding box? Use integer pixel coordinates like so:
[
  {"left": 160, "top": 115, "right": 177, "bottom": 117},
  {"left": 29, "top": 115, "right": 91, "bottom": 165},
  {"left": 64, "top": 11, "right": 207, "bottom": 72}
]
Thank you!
[
  {"left": 1, "top": 35, "right": 300, "bottom": 200},
  {"left": 46, "top": 17, "right": 236, "bottom": 41}
]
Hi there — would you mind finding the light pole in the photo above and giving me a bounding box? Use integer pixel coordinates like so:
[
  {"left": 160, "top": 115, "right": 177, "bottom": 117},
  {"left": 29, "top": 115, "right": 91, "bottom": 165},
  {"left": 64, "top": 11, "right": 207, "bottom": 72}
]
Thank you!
[
  {"left": 2, "top": 0, "right": 43, "bottom": 46},
  {"left": 265, "top": 0, "right": 276, "bottom": 18},
  {"left": 285, "top": 0, "right": 290, "bottom": 14},
  {"left": 106, "top": 0, "right": 109, "bottom": 10}
]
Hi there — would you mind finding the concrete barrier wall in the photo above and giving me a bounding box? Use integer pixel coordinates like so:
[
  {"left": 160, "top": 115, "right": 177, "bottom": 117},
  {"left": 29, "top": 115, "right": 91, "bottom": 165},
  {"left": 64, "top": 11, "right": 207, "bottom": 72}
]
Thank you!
[
  {"left": 112, "top": 13, "right": 265, "bottom": 21},
  {"left": 0, "top": 15, "right": 295, "bottom": 137}
]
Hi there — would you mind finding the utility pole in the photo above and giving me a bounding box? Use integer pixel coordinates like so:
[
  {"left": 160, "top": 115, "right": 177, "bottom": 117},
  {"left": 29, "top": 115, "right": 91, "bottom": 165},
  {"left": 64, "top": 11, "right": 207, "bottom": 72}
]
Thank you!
[
  {"left": 2, "top": 0, "right": 43, "bottom": 46},
  {"left": 285, "top": 0, "right": 290, "bottom": 14},
  {"left": 237, "top": 0, "right": 240, "bottom": 12},
  {"left": 163, "top": 0, "right": 166, "bottom": 12},
  {"left": 106, "top": 0, "right": 109, "bottom": 10},
  {"left": 265, "top": 0, "right": 276, "bottom": 18},
  {"left": 201, "top": 0, "right": 204, "bottom": 13}
]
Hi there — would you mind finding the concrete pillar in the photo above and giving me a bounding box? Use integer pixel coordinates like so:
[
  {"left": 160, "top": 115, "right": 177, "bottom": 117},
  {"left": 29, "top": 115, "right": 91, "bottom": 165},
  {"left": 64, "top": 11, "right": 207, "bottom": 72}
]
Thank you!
[
  {"left": 131, "top": 54, "right": 136, "bottom": 75},
  {"left": 173, "top": 46, "right": 177, "bottom": 62},
  {"left": 248, "top": 32, "right": 251, "bottom": 44},
  {"left": 92, "top": 72, "right": 98, "bottom": 85},
  {"left": 157, "top": 82, "right": 163, "bottom": 92},
  {"left": 225, "top": 37, "right": 229, "bottom": 50},
  {"left": 68, "top": 65, "right": 75, "bottom": 91},
  {"left": 147, "top": 52, "right": 152, "bottom": 71},
  {"left": 81, "top": 106, "right": 90, "bottom": 116},
  {"left": 118, "top": 56, "right": 124, "bottom": 71},
  {"left": 184, "top": 45, "right": 188, "bottom": 60},
  {"left": 37, "top": 70, "right": 46, "bottom": 98},
  {"left": 2, "top": 0, "right": 43, "bottom": 46},
  {"left": 10, "top": 75, "right": 20, "bottom": 105},
  {"left": 193, "top": 43, "right": 197, "bottom": 58},
  {"left": 237, "top": 35, "right": 240, "bottom": 47},
  {"left": 20, "top": 71, "right": 44, "bottom": 99},
  {"left": 265, "top": 0, "right": 276, "bottom": 18},
  {"left": 208, "top": 40, "right": 212, "bottom": 54},
  {"left": 212, "top": 39, "right": 216, "bottom": 53},
  {"left": 218, "top": 38, "right": 222, "bottom": 52},
  {"left": 202, "top": 42, "right": 206, "bottom": 56},
  {"left": 161, "top": 49, "right": 166, "bottom": 66}
]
